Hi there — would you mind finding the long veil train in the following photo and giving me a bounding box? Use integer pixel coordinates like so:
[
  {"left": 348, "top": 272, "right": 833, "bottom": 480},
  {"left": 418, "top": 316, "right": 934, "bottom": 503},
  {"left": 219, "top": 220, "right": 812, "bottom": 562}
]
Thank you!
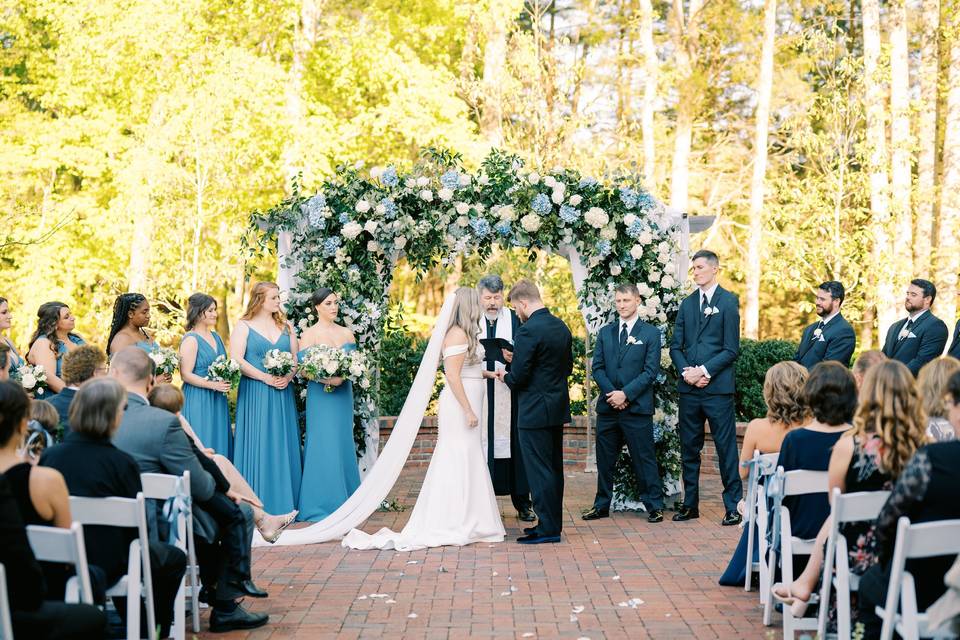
[{"left": 255, "top": 293, "right": 456, "bottom": 546}]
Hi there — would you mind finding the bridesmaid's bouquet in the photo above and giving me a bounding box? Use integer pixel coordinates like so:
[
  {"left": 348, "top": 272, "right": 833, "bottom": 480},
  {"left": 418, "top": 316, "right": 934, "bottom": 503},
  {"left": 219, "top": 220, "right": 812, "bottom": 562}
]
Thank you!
[
  {"left": 13, "top": 363, "right": 49, "bottom": 396},
  {"left": 299, "top": 345, "right": 372, "bottom": 392},
  {"left": 345, "top": 349, "right": 373, "bottom": 391},
  {"left": 205, "top": 355, "right": 241, "bottom": 392},
  {"left": 148, "top": 346, "right": 179, "bottom": 376},
  {"left": 263, "top": 349, "right": 295, "bottom": 377}
]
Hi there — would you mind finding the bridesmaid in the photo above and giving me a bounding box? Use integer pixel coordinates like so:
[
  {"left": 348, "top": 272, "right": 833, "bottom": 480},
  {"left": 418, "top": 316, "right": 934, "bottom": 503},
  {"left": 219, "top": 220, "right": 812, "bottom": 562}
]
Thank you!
[
  {"left": 27, "top": 302, "right": 85, "bottom": 394},
  {"left": 231, "top": 282, "right": 302, "bottom": 515},
  {"left": 0, "top": 297, "right": 23, "bottom": 370},
  {"left": 297, "top": 288, "right": 362, "bottom": 521},
  {"left": 107, "top": 293, "right": 172, "bottom": 383},
  {"left": 179, "top": 293, "right": 234, "bottom": 459}
]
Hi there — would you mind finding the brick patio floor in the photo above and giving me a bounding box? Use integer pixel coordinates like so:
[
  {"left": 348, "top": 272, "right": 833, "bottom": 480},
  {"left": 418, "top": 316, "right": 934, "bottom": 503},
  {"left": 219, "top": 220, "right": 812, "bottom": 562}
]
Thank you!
[{"left": 201, "top": 467, "right": 782, "bottom": 639}]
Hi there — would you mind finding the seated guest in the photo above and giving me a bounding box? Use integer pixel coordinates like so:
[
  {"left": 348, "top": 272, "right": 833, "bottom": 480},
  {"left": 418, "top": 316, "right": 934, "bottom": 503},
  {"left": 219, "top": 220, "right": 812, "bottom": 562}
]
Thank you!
[
  {"left": 30, "top": 398, "right": 60, "bottom": 440},
  {"left": 47, "top": 345, "right": 108, "bottom": 435},
  {"left": 148, "top": 383, "right": 296, "bottom": 543},
  {"left": 917, "top": 356, "right": 960, "bottom": 442},
  {"left": 853, "top": 350, "right": 886, "bottom": 389},
  {"left": 26, "top": 302, "right": 85, "bottom": 394},
  {"left": 857, "top": 369, "right": 960, "bottom": 638},
  {"left": 109, "top": 347, "right": 269, "bottom": 632},
  {"left": 720, "top": 361, "right": 809, "bottom": 586},
  {"left": 776, "top": 362, "right": 857, "bottom": 541},
  {"left": 0, "top": 472, "right": 106, "bottom": 639},
  {"left": 773, "top": 360, "right": 927, "bottom": 624},
  {"left": 26, "top": 399, "right": 60, "bottom": 460},
  {"left": 41, "top": 377, "right": 186, "bottom": 637}
]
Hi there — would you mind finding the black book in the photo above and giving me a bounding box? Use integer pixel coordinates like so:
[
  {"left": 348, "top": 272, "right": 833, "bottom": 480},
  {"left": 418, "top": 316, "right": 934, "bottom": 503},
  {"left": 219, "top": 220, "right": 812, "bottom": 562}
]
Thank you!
[{"left": 480, "top": 337, "right": 514, "bottom": 353}]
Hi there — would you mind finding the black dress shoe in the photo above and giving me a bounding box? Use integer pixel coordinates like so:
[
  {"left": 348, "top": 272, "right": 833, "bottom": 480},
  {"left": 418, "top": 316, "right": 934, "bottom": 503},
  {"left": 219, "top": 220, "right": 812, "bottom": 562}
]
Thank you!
[
  {"left": 209, "top": 603, "right": 269, "bottom": 633},
  {"left": 722, "top": 510, "right": 742, "bottom": 526},
  {"left": 523, "top": 526, "right": 539, "bottom": 535},
  {"left": 672, "top": 506, "right": 700, "bottom": 521},
  {"left": 647, "top": 509, "right": 664, "bottom": 523},
  {"left": 517, "top": 533, "right": 561, "bottom": 544},
  {"left": 225, "top": 579, "right": 268, "bottom": 598},
  {"left": 517, "top": 507, "right": 537, "bottom": 522},
  {"left": 581, "top": 507, "right": 609, "bottom": 521}
]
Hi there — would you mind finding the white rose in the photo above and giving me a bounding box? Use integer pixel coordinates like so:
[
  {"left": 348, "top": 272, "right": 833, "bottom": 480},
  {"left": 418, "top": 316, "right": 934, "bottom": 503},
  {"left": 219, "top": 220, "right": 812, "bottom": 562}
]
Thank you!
[
  {"left": 610, "top": 263, "right": 622, "bottom": 276},
  {"left": 600, "top": 226, "right": 617, "bottom": 240},
  {"left": 20, "top": 373, "right": 36, "bottom": 389},
  {"left": 649, "top": 270, "right": 662, "bottom": 281},
  {"left": 375, "top": 203, "right": 386, "bottom": 215},
  {"left": 456, "top": 215, "right": 470, "bottom": 227},
  {"left": 455, "top": 202, "right": 470, "bottom": 215},
  {"left": 585, "top": 207, "right": 609, "bottom": 229},
  {"left": 659, "top": 241, "right": 671, "bottom": 254},
  {"left": 498, "top": 205, "right": 516, "bottom": 221},
  {"left": 543, "top": 175, "right": 556, "bottom": 188},
  {"left": 438, "top": 187, "right": 454, "bottom": 202},
  {"left": 363, "top": 220, "right": 378, "bottom": 234},
  {"left": 624, "top": 213, "right": 638, "bottom": 227},
  {"left": 458, "top": 174, "right": 471, "bottom": 187},
  {"left": 367, "top": 240, "right": 381, "bottom": 253},
  {"left": 648, "top": 294, "right": 662, "bottom": 306},
  {"left": 660, "top": 274, "right": 676, "bottom": 288},
  {"left": 394, "top": 236, "right": 408, "bottom": 249},
  {"left": 478, "top": 173, "right": 490, "bottom": 185},
  {"left": 527, "top": 171, "right": 540, "bottom": 185},
  {"left": 370, "top": 166, "right": 384, "bottom": 179},
  {"left": 419, "top": 189, "right": 433, "bottom": 202},
  {"left": 630, "top": 244, "right": 644, "bottom": 259},
  {"left": 404, "top": 178, "right": 416, "bottom": 189},
  {"left": 569, "top": 194, "right": 582, "bottom": 206},
  {"left": 638, "top": 283, "right": 653, "bottom": 297},
  {"left": 521, "top": 213, "right": 542, "bottom": 232},
  {"left": 665, "top": 261, "right": 677, "bottom": 274},
  {"left": 342, "top": 221, "right": 363, "bottom": 240},
  {"left": 416, "top": 176, "right": 430, "bottom": 187},
  {"left": 638, "top": 230, "right": 653, "bottom": 244}
]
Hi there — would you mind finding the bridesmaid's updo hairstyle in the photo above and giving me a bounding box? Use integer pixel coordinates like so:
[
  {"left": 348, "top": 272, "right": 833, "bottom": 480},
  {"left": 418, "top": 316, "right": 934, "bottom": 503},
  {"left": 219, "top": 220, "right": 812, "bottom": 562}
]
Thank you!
[
  {"left": 185, "top": 293, "right": 218, "bottom": 331},
  {"left": 310, "top": 288, "right": 335, "bottom": 308},
  {"left": 107, "top": 293, "right": 147, "bottom": 349},
  {"left": 241, "top": 282, "right": 287, "bottom": 330}
]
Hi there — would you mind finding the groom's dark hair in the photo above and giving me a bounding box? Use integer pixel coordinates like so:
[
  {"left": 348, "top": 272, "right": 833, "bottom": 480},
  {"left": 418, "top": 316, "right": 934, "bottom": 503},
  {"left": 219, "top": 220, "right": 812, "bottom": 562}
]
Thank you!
[{"left": 507, "top": 279, "right": 541, "bottom": 303}]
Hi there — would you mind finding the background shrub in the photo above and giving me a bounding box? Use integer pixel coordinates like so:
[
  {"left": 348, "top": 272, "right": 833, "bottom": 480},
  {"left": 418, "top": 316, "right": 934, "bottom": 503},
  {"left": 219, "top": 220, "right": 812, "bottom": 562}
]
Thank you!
[{"left": 734, "top": 339, "right": 799, "bottom": 421}]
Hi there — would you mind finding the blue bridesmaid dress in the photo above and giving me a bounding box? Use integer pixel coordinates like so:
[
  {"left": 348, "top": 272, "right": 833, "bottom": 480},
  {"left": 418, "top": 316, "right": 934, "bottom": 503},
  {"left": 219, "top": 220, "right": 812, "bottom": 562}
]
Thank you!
[
  {"left": 134, "top": 338, "right": 159, "bottom": 354},
  {"left": 233, "top": 325, "right": 302, "bottom": 514},
  {"left": 181, "top": 332, "right": 233, "bottom": 459},
  {"left": 296, "top": 343, "right": 362, "bottom": 521},
  {"left": 4, "top": 338, "right": 23, "bottom": 370}
]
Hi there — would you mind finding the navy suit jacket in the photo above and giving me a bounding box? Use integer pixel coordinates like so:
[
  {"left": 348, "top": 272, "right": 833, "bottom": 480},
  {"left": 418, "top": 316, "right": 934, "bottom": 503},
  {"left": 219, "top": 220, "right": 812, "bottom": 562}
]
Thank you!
[
  {"left": 948, "top": 319, "right": 960, "bottom": 361},
  {"left": 882, "top": 311, "right": 949, "bottom": 376},
  {"left": 503, "top": 308, "right": 573, "bottom": 429},
  {"left": 670, "top": 285, "right": 740, "bottom": 395},
  {"left": 592, "top": 318, "right": 661, "bottom": 416},
  {"left": 794, "top": 313, "right": 856, "bottom": 369}
]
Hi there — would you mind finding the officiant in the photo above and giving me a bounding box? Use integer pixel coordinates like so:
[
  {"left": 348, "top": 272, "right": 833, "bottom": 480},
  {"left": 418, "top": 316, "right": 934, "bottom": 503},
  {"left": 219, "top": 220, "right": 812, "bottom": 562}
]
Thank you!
[{"left": 477, "top": 275, "right": 536, "bottom": 522}]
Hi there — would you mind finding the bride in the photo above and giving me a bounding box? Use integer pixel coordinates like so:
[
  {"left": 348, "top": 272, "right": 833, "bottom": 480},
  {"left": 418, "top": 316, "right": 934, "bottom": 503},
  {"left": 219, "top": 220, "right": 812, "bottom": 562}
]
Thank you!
[{"left": 341, "top": 287, "right": 506, "bottom": 550}]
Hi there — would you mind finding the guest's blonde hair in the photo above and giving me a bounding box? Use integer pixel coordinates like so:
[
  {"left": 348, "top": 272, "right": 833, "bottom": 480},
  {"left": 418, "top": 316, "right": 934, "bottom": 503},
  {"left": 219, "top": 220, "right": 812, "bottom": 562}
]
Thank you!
[
  {"left": 448, "top": 287, "right": 482, "bottom": 364},
  {"left": 241, "top": 282, "right": 287, "bottom": 330},
  {"left": 917, "top": 356, "right": 960, "bottom": 419},
  {"left": 763, "top": 361, "right": 809, "bottom": 427},
  {"left": 852, "top": 360, "right": 927, "bottom": 477}
]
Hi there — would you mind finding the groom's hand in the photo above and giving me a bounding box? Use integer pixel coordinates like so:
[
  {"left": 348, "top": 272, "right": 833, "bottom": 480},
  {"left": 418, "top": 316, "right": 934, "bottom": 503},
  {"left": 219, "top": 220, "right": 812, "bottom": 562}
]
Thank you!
[{"left": 501, "top": 349, "right": 513, "bottom": 363}]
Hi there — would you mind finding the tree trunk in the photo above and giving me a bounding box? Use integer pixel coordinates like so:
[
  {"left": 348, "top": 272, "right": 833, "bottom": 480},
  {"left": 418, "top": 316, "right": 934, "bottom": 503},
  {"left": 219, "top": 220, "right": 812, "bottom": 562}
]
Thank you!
[
  {"left": 284, "top": 0, "right": 321, "bottom": 186},
  {"left": 863, "top": 0, "right": 895, "bottom": 340},
  {"left": 745, "top": 0, "right": 777, "bottom": 340},
  {"left": 479, "top": 5, "right": 509, "bottom": 147},
  {"left": 639, "top": 0, "right": 658, "bottom": 187},
  {"left": 889, "top": 0, "right": 913, "bottom": 291},
  {"left": 936, "top": 18, "right": 960, "bottom": 325},
  {"left": 915, "top": 0, "right": 941, "bottom": 277},
  {"left": 127, "top": 204, "right": 153, "bottom": 293},
  {"left": 669, "top": 0, "right": 701, "bottom": 212}
]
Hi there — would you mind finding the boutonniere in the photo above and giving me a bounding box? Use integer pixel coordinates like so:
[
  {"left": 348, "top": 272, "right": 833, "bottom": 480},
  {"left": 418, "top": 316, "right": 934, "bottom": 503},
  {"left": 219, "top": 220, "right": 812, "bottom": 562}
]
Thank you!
[
  {"left": 703, "top": 306, "right": 720, "bottom": 316},
  {"left": 626, "top": 335, "right": 642, "bottom": 345},
  {"left": 813, "top": 327, "right": 823, "bottom": 339}
]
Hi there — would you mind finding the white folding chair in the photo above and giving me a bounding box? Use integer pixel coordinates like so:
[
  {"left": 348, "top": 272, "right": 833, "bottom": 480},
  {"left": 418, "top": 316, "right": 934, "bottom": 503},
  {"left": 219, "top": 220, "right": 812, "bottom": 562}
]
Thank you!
[
  {"left": 742, "top": 450, "right": 779, "bottom": 595},
  {"left": 762, "top": 466, "right": 829, "bottom": 640},
  {"left": 70, "top": 493, "right": 157, "bottom": 640},
  {"left": 26, "top": 522, "right": 95, "bottom": 605},
  {"left": 877, "top": 517, "right": 960, "bottom": 640},
  {"left": 0, "top": 564, "right": 12, "bottom": 640},
  {"left": 816, "top": 488, "right": 890, "bottom": 639},
  {"left": 140, "top": 471, "right": 199, "bottom": 639}
]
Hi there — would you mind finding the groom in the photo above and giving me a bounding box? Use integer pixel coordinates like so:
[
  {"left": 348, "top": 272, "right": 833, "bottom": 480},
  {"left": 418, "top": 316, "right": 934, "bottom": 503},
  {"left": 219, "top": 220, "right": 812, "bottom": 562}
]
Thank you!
[{"left": 498, "top": 279, "right": 573, "bottom": 544}]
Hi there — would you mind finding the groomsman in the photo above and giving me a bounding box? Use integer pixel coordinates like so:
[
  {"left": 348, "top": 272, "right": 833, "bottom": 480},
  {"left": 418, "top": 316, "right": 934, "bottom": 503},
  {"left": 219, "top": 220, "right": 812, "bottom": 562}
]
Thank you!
[
  {"left": 794, "top": 281, "right": 857, "bottom": 369},
  {"left": 582, "top": 284, "right": 665, "bottom": 523},
  {"left": 669, "top": 249, "right": 742, "bottom": 526},
  {"left": 881, "top": 279, "right": 949, "bottom": 376},
  {"left": 949, "top": 317, "right": 960, "bottom": 360}
]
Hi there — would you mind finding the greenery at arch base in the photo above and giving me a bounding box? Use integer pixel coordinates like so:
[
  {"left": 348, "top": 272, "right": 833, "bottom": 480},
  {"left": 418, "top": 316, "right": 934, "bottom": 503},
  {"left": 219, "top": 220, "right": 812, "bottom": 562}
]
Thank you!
[{"left": 250, "top": 148, "right": 685, "bottom": 507}]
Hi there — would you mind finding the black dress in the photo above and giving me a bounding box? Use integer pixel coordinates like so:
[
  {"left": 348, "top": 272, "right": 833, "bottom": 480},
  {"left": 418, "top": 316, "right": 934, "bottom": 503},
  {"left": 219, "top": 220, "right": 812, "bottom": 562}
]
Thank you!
[
  {"left": 5, "top": 462, "right": 54, "bottom": 526},
  {"left": 776, "top": 427, "right": 845, "bottom": 539}
]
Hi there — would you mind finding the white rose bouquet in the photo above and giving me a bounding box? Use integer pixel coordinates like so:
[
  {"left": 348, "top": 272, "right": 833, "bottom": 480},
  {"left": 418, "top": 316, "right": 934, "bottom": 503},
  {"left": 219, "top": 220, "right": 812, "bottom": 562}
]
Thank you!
[
  {"left": 262, "top": 349, "right": 296, "bottom": 377},
  {"left": 149, "top": 346, "right": 179, "bottom": 377},
  {"left": 205, "top": 355, "right": 241, "bottom": 392},
  {"left": 13, "top": 363, "right": 48, "bottom": 397},
  {"left": 300, "top": 345, "right": 373, "bottom": 392}
]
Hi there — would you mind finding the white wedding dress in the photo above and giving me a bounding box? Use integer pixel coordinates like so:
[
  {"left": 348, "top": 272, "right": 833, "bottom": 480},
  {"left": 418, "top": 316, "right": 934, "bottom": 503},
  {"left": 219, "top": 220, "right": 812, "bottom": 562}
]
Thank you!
[{"left": 341, "top": 342, "right": 506, "bottom": 551}]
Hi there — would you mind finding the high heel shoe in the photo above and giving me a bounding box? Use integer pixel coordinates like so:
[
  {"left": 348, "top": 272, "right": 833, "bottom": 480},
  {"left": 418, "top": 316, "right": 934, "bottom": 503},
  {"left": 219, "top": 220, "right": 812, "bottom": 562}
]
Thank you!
[{"left": 258, "top": 510, "right": 298, "bottom": 544}]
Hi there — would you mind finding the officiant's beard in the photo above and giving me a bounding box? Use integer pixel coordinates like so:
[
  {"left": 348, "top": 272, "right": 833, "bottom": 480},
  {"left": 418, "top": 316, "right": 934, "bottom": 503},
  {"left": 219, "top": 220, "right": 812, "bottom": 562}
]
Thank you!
[{"left": 484, "top": 309, "right": 500, "bottom": 321}]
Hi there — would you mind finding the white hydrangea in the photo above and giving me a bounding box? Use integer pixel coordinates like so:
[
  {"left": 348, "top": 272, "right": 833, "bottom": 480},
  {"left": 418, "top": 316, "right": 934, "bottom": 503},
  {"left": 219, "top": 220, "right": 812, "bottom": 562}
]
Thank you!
[
  {"left": 459, "top": 174, "right": 471, "bottom": 187},
  {"left": 630, "top": 244, "right": 644, "bottom": 259},
  {"left": 521, "top": 213, "right": 542, "bottom": 232},
  {"left": 456, "top": 215, "right": 469, "bottom": 227},
  {"left": 455, "top": 202, "right": 470, "bottom": 215},
  {"left": 342, "top": 222, "right": 363, "bottom": 240},
  {"left": 375, "top": 203, "right": 386, "bottom": 215},
  {"left": 527, "top": 171, "right": 540, "bottom": 185},
  {"left": 551, "top": 189, "right": 565, "bottom": 204},
  {"left": 419, "top": 189, "right": 433, "bottom": 202},
  {"left": 438, "top": 187, "right": 454, "bottom": 202},
  {"left": 624, "top": 213, "right": 638, "bottom": 227},
  {"left": 569, "top": 194, "right": 582, "bottom": 206},
  {"left": 367, "top": 240, "right": 381, "bottom": 253},
  {"left": 585, "top": 207, "right": 609, "bottom": 229},
  {"left": 497, "top": 205, "right": 516, "bottom": 221},
  {"left": 600, "top": 226, "right": 617, "bottom": 241}
]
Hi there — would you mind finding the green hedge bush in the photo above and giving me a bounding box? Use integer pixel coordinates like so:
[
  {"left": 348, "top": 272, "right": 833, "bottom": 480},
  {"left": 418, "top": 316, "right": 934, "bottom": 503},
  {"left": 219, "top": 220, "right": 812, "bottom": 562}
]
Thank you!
[{"left": 734, "top": 338, "right": 799, "bottom": 422}]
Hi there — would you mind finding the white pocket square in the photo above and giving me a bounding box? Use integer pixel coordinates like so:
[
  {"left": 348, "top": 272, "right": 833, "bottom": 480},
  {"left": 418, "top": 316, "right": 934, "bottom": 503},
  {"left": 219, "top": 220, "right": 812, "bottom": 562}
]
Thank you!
[{"left": 817, "top": 335, "right": 826, "bottom": 342}]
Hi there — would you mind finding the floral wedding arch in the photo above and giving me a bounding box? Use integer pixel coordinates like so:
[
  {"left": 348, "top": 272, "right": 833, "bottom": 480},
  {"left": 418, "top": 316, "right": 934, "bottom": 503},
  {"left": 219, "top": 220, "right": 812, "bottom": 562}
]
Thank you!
[{"left": 250, "top": 149, "right": 689, "bottom": 507}]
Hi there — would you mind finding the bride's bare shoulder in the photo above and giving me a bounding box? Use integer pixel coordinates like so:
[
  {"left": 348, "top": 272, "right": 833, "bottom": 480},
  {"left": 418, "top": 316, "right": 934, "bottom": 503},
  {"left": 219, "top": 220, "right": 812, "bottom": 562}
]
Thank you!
[{"left": 443, "top": 326, "right": 468, "bottom": 347}]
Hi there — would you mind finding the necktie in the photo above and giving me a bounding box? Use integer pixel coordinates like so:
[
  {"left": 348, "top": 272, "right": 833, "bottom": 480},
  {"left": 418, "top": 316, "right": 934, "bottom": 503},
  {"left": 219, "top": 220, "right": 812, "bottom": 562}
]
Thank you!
[
  {"left": 620, "top": 322, "right": 628, "bottom": 346},
  {"left": 701, "top": 294, "right": 708, "bottom": 313}
]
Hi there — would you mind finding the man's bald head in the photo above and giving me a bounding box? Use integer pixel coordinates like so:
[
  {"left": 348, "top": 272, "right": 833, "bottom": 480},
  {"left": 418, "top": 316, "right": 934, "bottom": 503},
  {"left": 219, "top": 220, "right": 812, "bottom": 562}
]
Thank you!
[{"left": 109, "top": 346, "right": 155, "bottom": 385}]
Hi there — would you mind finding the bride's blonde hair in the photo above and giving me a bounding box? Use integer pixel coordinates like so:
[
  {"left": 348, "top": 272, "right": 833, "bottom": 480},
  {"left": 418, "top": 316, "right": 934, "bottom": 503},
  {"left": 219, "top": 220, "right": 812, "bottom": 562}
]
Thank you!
[{"left": 448, "top": 287, "right": 482, "bottom": 363}]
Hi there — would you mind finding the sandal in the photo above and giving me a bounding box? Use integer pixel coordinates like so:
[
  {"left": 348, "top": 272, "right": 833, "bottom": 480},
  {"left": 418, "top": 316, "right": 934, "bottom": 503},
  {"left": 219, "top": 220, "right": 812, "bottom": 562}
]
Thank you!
[{"left": 258, "top": 510, "right": 299, "bottom": 544}]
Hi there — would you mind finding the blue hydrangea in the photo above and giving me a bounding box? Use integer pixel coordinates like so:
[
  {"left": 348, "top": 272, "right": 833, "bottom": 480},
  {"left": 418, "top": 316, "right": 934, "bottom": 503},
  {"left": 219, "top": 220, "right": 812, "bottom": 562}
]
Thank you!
[
  {"left": 656, "top": 372, "right": 667, "bottom": 384},
  {"left": 637, "top": 189, "right": 656, "bottom": 211},
  {"left": 626, "top": 219, "right": 646, "bottom": 239},
  {"left": 381, "top": 166, "right": 399, "bottom": 188},
  {"left": 338, "top": 212, "right": 350, "bottom": 224},
  {"left": 440, "top": 170, "right": 460, "bottom": 190},
  {"left": 380, "top": 197, "right": 398, "bottom": 219},
  {"left": 322, "top": 236, "right": 342, "bottom": 257},
  {"left": 578, "top": 177, "right": 598, "bottom": 189},
  {"left": 653, "top": 424, "right": 664, "bottom": 443},
  {"left": 619, "top": 187, "right": 639, "bottom": 209},
  {"left": 531, "top": 193, "right": 552, "bottom": 215},
  {"left": 303, "top": 194, "right": 327, "bottom": 228},
  {"left": 495, "top": 221, "right": 513, "bottom": 236},
  {"left": 559, "top": 205, "right": 580, "bottom": 224},
  {"left": 596, "top": 240, "right": 612, "bottom": 256},
  {"left": 469, "top": 218, "right": 492, "bottom": 238}
]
